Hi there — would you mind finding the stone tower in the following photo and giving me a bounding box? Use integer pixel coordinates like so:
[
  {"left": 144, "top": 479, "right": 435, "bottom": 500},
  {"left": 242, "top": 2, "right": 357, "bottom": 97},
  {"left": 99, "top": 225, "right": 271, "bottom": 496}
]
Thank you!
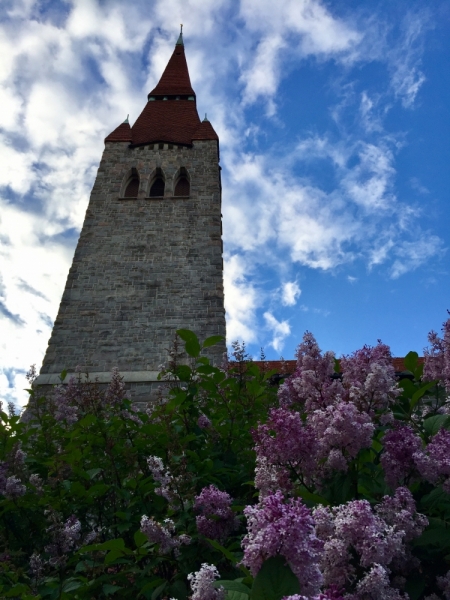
[{"left": 34, "top": 31, "right": 226, "bottom": 402}]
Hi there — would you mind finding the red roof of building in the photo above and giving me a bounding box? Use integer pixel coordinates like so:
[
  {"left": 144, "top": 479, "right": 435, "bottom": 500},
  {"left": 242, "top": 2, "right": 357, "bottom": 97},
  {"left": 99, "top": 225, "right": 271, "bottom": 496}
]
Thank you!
[
  {"left": 149, "top": 42, "right": 195, "bottom": 97},
  {"left": 105, "top": 38, "right": 218, "bottom": 146},
  {"left": 252, "top": 357, "right": 424, "bottom": 376},
  {"left": 104, "top": 121, "right": 132, "bottom": 143}
]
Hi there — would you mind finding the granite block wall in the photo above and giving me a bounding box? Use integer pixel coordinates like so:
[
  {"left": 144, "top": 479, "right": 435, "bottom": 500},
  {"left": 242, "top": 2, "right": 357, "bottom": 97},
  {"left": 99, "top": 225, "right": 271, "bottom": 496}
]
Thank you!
[{"left": 39, "top": 139, "right": 226, "bottom": 378}]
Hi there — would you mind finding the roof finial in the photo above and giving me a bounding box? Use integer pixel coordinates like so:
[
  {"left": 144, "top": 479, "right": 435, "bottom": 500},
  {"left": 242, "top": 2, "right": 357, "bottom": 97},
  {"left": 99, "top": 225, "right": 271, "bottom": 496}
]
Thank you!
[
  {"left": 123, "top": 114, "right": 129, "bottom": 124},
  {"left": 203, "top": 113, "right": 209, "bottom": 122},
  {"left": 176, "top": 24, "right": 184, "bottom": 46}
]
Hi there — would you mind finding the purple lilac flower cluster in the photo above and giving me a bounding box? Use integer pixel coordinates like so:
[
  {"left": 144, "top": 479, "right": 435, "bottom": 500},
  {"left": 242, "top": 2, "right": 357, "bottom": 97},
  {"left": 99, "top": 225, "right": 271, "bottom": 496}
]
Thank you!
[
  {"left": 414, "top": 429, "right": 450, "bottom": 492},
  {"left": 241, "top": 491, "right": 324, "bottom": 596},
  {"left": 254, "top": 455, "right": 292, "bottom": 498},
  {"left": 197, "top": 413, "right": 212, "bottom": 429},
  {"left": 278, "top": 332, "right": 343, "bottom": 410},
  {"left": 146, "top": 455, "right": 178, "bottom": 505},
  {"left": 194, "top": 484, "right": 239, "bottom": 542},
  {"left": 44, "top": 512, "right": 81, "bottom": 567},
  {"left": 283, "top": 586, "right": 344, "bottom": 600},
  {"left": 140, "top": 515, "right": 191, "bottom": 556},
  {"left": 424, "top": 318, "right": 450, "bottom": 391},
  {"left": 309, "top": 401, "right": 374, "bottom": 474},
  {"left": 253, "top": 407, "right": 319, "bottom": 481},
  {"left": 0, "top": 444, "right": 27, "bottom": 500},
  {"left": 381, "top": 424, "right": 423, "bottom": 488},
  {"left": 187, "top": 563, "right": 225, "bottom": 600},
  {"left": 313, "top": 488, "right": 427, "bottom": 597}
]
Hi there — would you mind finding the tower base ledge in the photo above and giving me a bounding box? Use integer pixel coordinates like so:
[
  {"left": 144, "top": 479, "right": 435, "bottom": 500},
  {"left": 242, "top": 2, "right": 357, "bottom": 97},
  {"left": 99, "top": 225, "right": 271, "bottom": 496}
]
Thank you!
[{"left": 34, "top": 371, "right": 161, "bottom": 386}]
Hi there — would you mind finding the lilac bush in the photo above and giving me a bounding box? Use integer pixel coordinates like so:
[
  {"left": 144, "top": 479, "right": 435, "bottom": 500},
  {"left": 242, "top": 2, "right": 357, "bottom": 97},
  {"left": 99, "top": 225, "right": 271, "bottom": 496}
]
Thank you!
[
  {"left": 241, "top": 490, "right": 324, "bottom": 596},
  {"left": 187, "top": 563, "right": 226, "bottom": 600},
  {"left": 194, "top": 484, "right": 239, "bottom": 542}
]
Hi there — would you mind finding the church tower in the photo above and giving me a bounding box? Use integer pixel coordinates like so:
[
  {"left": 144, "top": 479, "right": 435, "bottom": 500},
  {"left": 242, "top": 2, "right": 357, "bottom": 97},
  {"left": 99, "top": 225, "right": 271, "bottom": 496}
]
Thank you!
[{"left": 34, "top": 31, "right": 226, "bottom": 403}]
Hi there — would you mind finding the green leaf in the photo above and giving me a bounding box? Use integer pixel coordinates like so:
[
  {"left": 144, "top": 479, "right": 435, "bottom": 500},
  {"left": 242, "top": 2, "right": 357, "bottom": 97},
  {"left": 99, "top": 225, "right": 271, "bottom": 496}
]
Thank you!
[
  {"left": 251, "top": 556, "right": 301, "bottom": 600},
  {"left": 60, "top": 369, "right": 68, "bottom": 381},
  {"left": 215, "top": 580, "right": 251, "bottom": 594},
  {"left": 423, "top": 414, "right": 450, "bottom": 436},
  {"left": 414, "top": 527, "right": 450, "bottom": 549},
  {"left": 410, "top": 381, "right": 436, "bottom": 410},
  {"left": 404, "top": 351, "right": 419, "bottom": 373},
  {"left": 177, "top": 329, "right": 201, "bottom": 357},
  {"left": 203, "top": 335, "right": 225, "bottom": 348},
  {"left": 404, "top": 573, "right": 426, "bottom": 600},
  {"left": 175, "top": 365, "right": 192, "bottom": 382},
  {"left": 151, "top": 582, "right": 167, "bottom": 600},
  {"left": 86, "top": 468, "right": 102, "bottom": 479},
  {"left": 134, "top": 530, "right": 148, "bottom": 548},
  {"left": 399, "top": 379, "right": 417, "bottom": 399},
  {"left": 103, "top": 584, "right": 123, "bottom": 596},
  {"left": 226, "top": 592, "right": 249, "bottom": 600},
  {"left": 207, "top": 539, "right": 237, "bottom": 563},
  {"left": 62, "top": 580, "right": 82, "bottom": 592}
]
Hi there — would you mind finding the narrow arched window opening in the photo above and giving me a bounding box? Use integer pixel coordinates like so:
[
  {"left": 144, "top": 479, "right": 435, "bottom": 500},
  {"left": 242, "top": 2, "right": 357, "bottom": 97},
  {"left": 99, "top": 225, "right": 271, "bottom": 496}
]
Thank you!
[
  {"left": 174, "top": 168, "right": 190, "bottom": 197},
  {"left": 123, "top": 169, "right": 139, "bottom": 197},
  {"left": 150, "top": 168, "right": 165, "bottom": 197}
]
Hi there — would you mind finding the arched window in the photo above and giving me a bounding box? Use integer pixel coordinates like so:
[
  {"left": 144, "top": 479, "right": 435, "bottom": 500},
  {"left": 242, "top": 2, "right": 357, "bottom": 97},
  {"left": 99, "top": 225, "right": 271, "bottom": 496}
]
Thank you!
[
  {"left": 150, "top": 168, "right": 165, "bottom": 197},
  {"left": 174, "top": 168, "right": 190, "bottom": 197},
  {"left": 123, "top": 169, "right": 139, "bottom": 197}
]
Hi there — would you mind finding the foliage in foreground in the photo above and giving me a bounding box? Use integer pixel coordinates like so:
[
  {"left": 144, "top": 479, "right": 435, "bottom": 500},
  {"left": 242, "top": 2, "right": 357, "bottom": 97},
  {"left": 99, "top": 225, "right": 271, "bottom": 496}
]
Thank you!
[{"left": 1, "top": 320, "right": 450, "bottom": 599}]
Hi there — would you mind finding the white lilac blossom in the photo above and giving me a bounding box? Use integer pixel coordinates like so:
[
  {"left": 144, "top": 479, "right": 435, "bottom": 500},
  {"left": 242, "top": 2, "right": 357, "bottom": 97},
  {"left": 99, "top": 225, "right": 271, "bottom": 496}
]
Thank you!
[
  {"left": 140, "top": 515, "right": 190, "bottom": 555},
  {"left": 29, "top": 473, "right": 44, "bottom": 495},
  {"left": 187, "top": 563, "right": 225, "bottom": 600},
  {"left": 283, "top": 587, "right": 344, "bottom": 600},
  {"left": 194, "top": 484, "right": 239, "bottom": 542},
  {"left": 241, "top": 491, "right": 324, "bottom": 596}
]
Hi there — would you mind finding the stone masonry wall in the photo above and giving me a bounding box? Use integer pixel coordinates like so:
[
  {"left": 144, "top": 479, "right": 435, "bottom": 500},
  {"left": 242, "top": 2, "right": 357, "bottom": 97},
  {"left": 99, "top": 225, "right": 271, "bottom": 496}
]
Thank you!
[{"left": 40, "top": 139, "right": 226, "bottom": 376}]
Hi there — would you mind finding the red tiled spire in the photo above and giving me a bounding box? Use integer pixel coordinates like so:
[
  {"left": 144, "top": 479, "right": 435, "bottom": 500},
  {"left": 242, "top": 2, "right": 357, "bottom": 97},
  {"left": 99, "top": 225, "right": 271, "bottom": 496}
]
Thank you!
[
  {"left": 148, "top": 34, "right": 195, "bottom": 98},
  {"left": 104, "top": 117, "right": 132, "bottom": 142},
  {"left": 106, "top": 31, "right": 218, "bottom": 147}
]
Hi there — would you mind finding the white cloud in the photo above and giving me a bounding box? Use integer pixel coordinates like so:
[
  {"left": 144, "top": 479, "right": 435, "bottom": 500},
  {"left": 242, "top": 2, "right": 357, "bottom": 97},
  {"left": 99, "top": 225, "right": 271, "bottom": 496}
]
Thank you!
[
  {"left": 264, "top": 311, "right": 291, "bottom": 353},
  {"left": 281, "top": 281, "right": 301, "bottom": 306},
  {"left": 223, "top": 254, "right": 258, "bottom": 344}
]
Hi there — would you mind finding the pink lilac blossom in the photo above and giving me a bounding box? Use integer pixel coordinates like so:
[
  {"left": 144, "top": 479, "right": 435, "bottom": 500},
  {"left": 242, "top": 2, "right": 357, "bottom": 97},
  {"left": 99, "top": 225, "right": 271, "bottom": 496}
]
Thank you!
[
  {"left": 283, "top": 587, "right": 344, "bottom": 600},
  {"left": 380, "top": 425, "right": 423, "bottom": 489},
  {"left": 253, "top": 407, "right": 319, "bottom": 480},
  {"left": 194, "top": 485, "right": 239, "bottom": 542},
  {"left": 140, "top": 516, "right": 191, "bottom": 555},
  {"left": 415, "top": 429, "right": 450, "bottom": 492},
  {"left": 53, "top": 377, "right": 80, "bottom": 424},
  {"left": 340, "top": 342, "right": 400, "bottom": 413},
  {"left": 354, "top": 563, "right": 404, "bottom": 600},
  {"left": 423, "top": 319, "right": 450, "bottom": 391},
  {"left": 254, "top": 456, "right": 292, "bottom": 498},
  {"left": 313, "top": 500, "right": 405, "bottom": 589},
  {"left": 279, "top": 332, "right": 343, "bottom": 410},
  {"left": 197, "top": 414, "right": 212, "bottom": 429},
  {"left": 309, "top": 401, "right": 374, "bottom": 473},
  {"left": 187, "top": 563, "right": 226, "bottom": 600},
  {"left": 437, "top": 570, "right": 450, "bottom": 600},
  {"left": 146, "top": 455, "right": 177, "bottom": 504},
  {"left": 4, "top": 475, "right": 26, "bottom": 499},
  {"left": 45, "top": 513, "right": 81, "bottom": 567},
  {"left": 241, "top": 491, "right": 324, "bottom": 596},
  {"left": 376, "top": 487, "right": 428, "bottom": 543}
]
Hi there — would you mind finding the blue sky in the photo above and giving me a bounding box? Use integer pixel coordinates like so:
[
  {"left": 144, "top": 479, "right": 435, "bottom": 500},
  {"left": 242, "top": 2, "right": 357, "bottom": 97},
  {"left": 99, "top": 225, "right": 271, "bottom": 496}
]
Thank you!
[{"left": 0, "top": 0, "right": 449, "bottom": 408}]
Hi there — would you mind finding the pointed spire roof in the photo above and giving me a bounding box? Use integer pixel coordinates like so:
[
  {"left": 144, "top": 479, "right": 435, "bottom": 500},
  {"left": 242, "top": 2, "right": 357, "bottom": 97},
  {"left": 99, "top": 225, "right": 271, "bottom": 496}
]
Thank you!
[
  {"left": 148, "top": 34, "right": 195, "bottom": 98},
  {"left": 105, "top": 31, "right": 219, "bottom": 147},
  {"left": 104, "top": 118, "right": 132, "bottom": 142}
]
